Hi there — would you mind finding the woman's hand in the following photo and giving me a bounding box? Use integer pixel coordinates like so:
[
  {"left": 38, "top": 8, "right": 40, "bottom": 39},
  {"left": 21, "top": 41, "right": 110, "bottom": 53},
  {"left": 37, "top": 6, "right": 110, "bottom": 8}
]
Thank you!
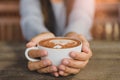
[
  {"left": 26, "top": 32, "right": 58, "bottom": 76},
  {"left": 58, "top": 32, "right": 92, "bottom": 76}
]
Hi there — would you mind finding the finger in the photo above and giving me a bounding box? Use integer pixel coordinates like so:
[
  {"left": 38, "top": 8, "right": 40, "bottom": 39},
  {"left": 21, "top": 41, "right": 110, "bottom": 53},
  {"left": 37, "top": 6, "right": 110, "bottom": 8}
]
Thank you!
[
  {"left": 51, "top": 72, "right": 59, "bottom": 77},
  {"left": 78, "top": 35, "right": 92, "bottom": 55},
  {"left": 59, "top": 65, "right": 80, "bottom": 74},
  {"left": 65, "top": 33, "right": 92, "bottom": 56},
  {"left": 28, "top": 59, "right": 52, "bottom": 71},
  {"left": 28, "top": 49, "right": 47, "bottom": 58},
  {"left": 62, "top": 58, "right": 89, "bottom": 69},
  {"left": 59, "top": 71, "right": 69, "bottom": 76},
  {"left": 78, "top": 35, "right": 90, "bottom": 47},
  {"left": 26, "top": 41, "right": 37, "bottom": 48},
  {"left": 82, "top": 46, "right": 90, "bottom": 53},
  {"left": 37, "top": 66, "right": 57, "bottom": 73},
  {"left": 26, "top": 32, "right": 55, "bottom": 47},
  {"left": 65, "top": 33, "right": 89, "bottom": 47},
  {"left": 70, "top": 52, "right": 92, "bottom": 61}
]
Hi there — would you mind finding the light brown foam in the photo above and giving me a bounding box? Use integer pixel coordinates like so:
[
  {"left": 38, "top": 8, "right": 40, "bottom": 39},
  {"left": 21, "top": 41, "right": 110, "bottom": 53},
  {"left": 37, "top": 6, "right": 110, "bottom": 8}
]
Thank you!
[{"left": 39, "top": 38, "right": 81, "bottom": 49}]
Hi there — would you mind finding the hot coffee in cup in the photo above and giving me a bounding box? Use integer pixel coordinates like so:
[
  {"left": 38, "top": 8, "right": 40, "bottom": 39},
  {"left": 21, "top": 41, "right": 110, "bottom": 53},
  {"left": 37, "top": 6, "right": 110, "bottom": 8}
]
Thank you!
[
  {"left": 39, "top": 38, "right": 81, "bottom": 49},
  {"left": 25, "top": 37, "right": 82, "bottom": 66}
]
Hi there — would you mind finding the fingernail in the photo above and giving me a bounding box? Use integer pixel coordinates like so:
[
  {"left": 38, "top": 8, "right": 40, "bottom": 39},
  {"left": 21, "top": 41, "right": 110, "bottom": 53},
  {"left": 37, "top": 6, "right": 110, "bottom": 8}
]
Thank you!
[{"left": 63, "top": 59, "right": 69, "bottom": 65}]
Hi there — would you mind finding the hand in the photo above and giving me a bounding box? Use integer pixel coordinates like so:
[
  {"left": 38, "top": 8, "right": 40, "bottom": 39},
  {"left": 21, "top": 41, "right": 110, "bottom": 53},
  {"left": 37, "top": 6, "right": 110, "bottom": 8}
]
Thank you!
[
  {"left": 58, "top": 32, "right": 92, "bottom": 76},
  {"left": 26, "top": 32, "right": 58, "bottom": 76}
]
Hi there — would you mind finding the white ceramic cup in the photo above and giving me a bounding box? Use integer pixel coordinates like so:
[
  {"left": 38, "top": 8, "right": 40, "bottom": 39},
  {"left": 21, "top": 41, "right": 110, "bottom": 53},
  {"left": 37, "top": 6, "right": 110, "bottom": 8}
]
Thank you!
[{"left": 25, "top": 37, "right": 82, "bottom": 66}]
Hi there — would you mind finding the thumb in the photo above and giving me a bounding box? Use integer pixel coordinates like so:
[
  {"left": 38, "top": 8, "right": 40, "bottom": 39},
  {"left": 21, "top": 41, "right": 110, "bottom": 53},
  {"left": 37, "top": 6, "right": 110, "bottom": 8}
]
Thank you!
[{"left": 26, "top": 32, "right": 55, "bottom": 47}]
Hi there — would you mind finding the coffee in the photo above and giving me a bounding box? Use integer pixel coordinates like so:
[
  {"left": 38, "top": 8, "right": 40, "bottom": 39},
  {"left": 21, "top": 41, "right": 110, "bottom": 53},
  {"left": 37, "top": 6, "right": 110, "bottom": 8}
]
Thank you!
[
  {"left": 25, "top": 37, "right": 82, "bottom": 66},
  {"left": 39, "top": 38, "right": 81, "bottom": 49}
]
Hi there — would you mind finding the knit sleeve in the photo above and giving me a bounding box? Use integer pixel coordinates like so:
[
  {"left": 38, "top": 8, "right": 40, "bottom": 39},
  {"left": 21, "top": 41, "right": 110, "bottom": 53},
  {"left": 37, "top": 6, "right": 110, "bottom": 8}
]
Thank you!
[
  {"left": 20, "top": 0, "right": 49, "bottom": 41},
  {"left": 64, "top": 0, "right": 95, "bottom": 40}
]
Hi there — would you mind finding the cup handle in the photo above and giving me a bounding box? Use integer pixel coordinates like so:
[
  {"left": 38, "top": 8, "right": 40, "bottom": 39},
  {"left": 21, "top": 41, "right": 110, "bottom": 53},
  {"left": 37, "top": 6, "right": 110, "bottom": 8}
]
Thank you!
[{"left": 25, "top": 47, "right": 40, "bottom": 62}]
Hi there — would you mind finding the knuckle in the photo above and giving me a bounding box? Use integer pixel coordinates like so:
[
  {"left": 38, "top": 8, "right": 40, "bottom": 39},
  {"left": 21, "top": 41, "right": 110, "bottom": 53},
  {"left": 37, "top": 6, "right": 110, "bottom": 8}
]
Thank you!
[
  {"left": 64, "top": 66, "right": 73, "bottom": 74},
  {"left": 45, "top": 67, "right": 51, "bottom": 73},
  {"left": 37, "top": 67, "right": 51, "bottom": 73},
  {"left": 45, "top": 59, "right": 52, "bottom": 65},
  {"left": 67, "top": 59, "right": 73, "bottom": 66},
  {"left": 39, "top": 60, "right": 51, "bottom": 68},
  {"left": 38, "top": 61, "right": 45, "bottom": 68},
  {"left": 75, "top": 53, "right": 81, "bottom": 59},
  {"left": 41, "top": 69, "right": 47, "bottom": 73},
  {"left": 38, "top": 68, "right": 49, "bottom": 73},
  {"left": 38, "top": 63, "right": 42, "bottom": 68},
  {"left": 64, "top": 67, "right": 69, "bottom": 73}
]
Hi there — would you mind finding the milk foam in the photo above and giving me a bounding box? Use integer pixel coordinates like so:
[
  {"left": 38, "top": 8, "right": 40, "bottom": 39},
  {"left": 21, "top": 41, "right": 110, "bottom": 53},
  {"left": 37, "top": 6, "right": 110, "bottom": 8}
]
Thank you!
[
  {"left": 49, "top": 39, "right": 77, "bottom": 49},
  {"left": 53, "top": 45, "right": 62, "bottom": 49}
]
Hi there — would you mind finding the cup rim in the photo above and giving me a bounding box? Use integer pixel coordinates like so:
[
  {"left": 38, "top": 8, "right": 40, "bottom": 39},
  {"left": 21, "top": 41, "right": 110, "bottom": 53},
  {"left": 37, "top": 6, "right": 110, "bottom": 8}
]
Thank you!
[
  {"left": 37, "top": 44, "right": 82, "bottom": 50},
  {"left": 37, "top": 37, "right": 82, "bottom": 50}
]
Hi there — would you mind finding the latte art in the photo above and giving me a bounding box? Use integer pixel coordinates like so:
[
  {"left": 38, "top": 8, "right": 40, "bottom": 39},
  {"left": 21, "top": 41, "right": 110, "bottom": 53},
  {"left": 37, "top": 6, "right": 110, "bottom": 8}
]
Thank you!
[
  {"left": 49, "top": 39, "right": 77, "bottom": 49},
  {"left": 39, "top": 38, "right": 81, "bottom": 49},
  {"left": 25, "top": 37, "right": 82, "bottom": 66},
  {"left": 50, "top": 39, "right": 77, "bottom": 46},
  {"left": 53, "top": 45, "right": 62, "bottom": 49}
]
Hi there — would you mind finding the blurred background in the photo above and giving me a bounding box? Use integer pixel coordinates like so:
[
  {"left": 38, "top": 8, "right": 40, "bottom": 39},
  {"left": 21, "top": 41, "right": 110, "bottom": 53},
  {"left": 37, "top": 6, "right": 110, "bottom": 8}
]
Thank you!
[{"left": 0, "top": 0, "right": 120, "bottom": 42}]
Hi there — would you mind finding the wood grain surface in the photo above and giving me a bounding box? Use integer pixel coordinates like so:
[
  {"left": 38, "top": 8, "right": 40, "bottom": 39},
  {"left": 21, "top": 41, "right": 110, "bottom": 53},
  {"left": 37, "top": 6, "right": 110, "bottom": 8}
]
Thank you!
[{"left": 0, "top": 41, "right": 120, "bottom": 80}]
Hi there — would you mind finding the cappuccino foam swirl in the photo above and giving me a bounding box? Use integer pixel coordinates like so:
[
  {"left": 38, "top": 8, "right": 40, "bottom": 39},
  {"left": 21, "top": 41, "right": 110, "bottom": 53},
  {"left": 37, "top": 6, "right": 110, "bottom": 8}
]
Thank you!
[
  {"left": 50, "top": 40, "right": 77, "bottom": 45},
  {"left": 50, "top": 39, "right": 77, "bottom": 49},
  {"left": 39, "top": 38, "right": 81, "bottom": 49},
  {"left": 53, "top": 45, "right": 62, "bottom": 49}
]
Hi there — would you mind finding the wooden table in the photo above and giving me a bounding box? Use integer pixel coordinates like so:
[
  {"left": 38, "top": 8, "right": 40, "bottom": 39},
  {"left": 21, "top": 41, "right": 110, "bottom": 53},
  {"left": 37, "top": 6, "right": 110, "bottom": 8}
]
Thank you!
[{"left": 0, "top": 41, "right": 120, "bottom": 80}]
